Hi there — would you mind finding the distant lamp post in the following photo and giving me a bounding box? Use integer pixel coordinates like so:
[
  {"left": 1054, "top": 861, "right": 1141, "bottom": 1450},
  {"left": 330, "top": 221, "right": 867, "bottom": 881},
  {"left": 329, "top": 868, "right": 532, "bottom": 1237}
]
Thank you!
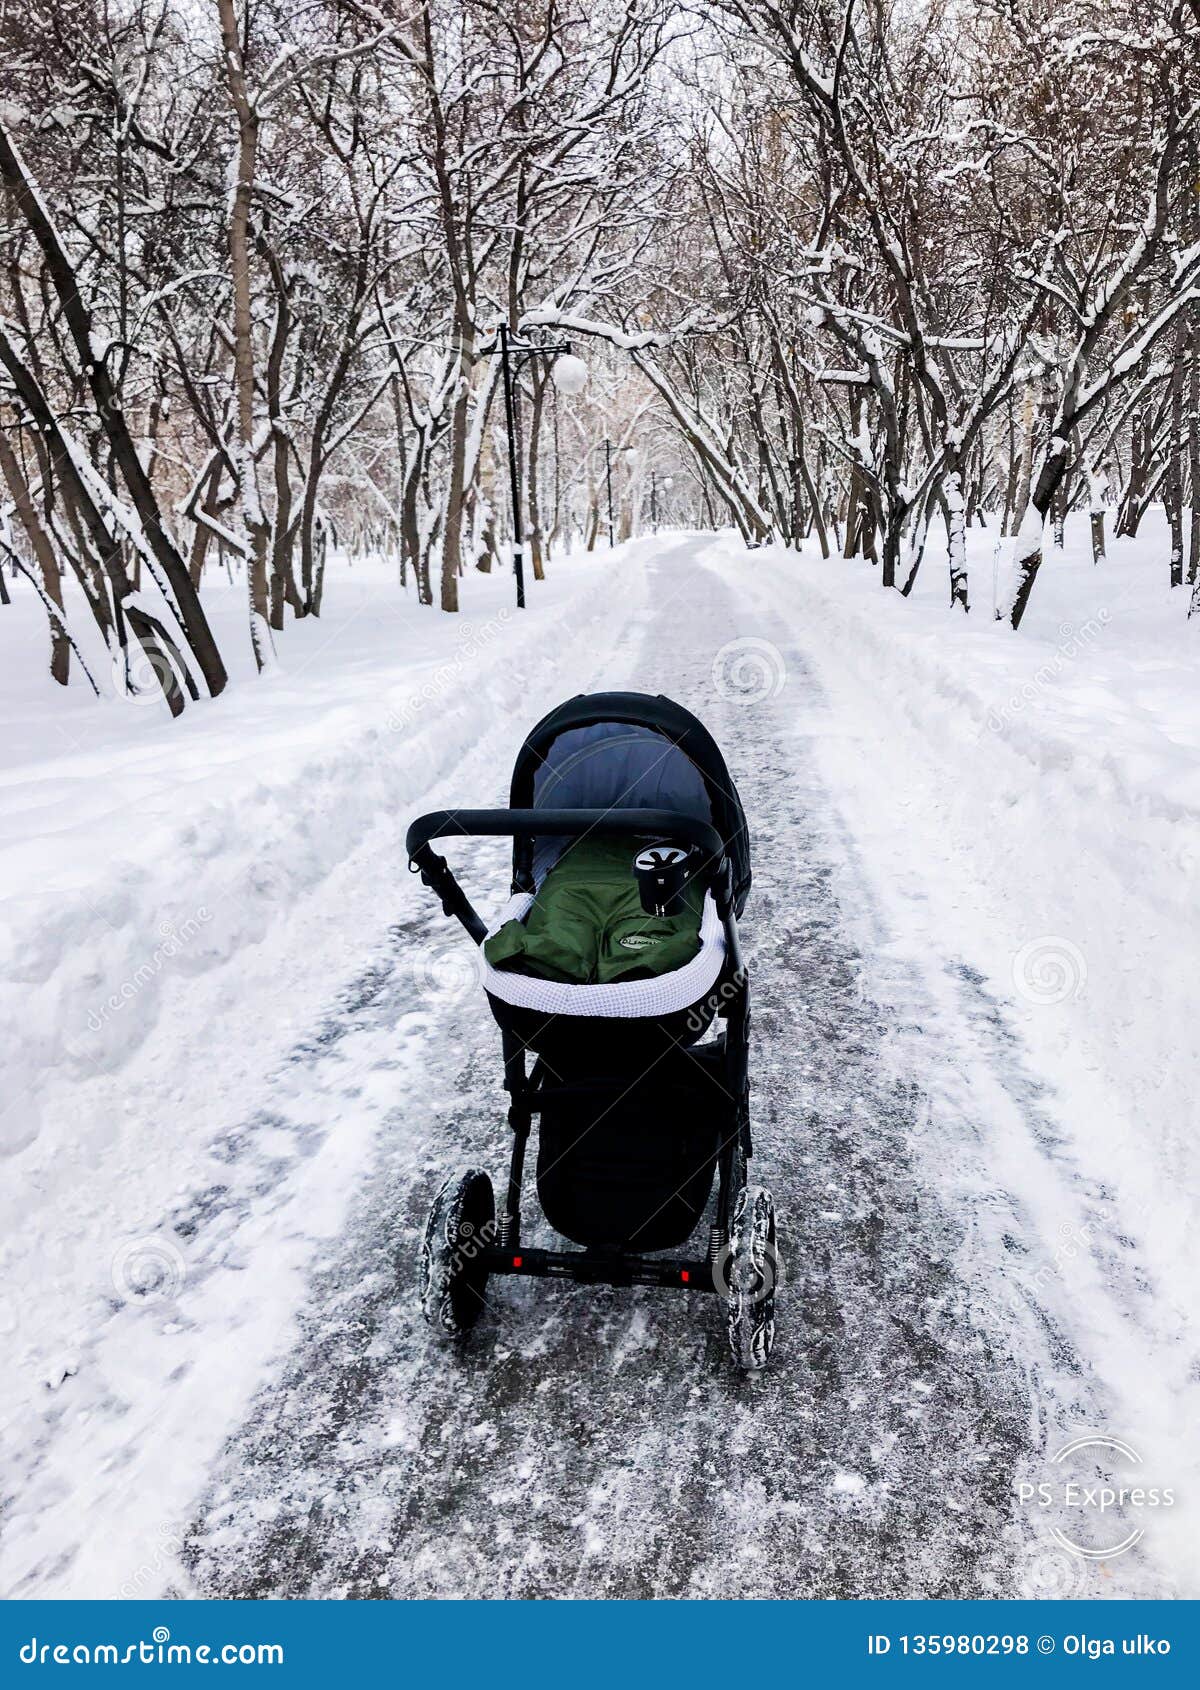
[
  {"left": 493, "top": 324, "right": 581, "bottom": 608},
  {"left": 603, "top": 438, "right": 615, "bottom": 548},
  {"left": 602, "top": 444, "right": 638, "bottom": 545}
]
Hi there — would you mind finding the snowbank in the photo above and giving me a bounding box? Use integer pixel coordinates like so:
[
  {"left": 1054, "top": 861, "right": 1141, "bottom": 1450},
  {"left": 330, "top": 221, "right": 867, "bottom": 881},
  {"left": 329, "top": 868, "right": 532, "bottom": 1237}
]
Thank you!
[
  {"left": 0, "top": 543, "right": 650, "bottom": 1595},
  {"left": 0, "top": 550, "right": 642, "bottom": 1158},
  {"left": 739, "top": 513, "right": 1200, "bottom": 1189},
  {"left": 716, "top": 512, "right": 1199, "bottom": 1585}
]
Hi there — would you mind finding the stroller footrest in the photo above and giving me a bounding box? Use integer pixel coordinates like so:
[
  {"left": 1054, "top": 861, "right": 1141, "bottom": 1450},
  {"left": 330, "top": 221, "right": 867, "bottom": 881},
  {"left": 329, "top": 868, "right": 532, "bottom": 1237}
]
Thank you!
[{"left": 479, "top": 1244, "right": 714, "bottom": 1292}]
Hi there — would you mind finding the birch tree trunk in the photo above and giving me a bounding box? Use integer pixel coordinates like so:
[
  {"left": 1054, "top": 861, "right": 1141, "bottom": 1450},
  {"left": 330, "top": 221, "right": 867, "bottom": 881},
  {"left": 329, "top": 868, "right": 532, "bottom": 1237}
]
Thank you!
[
  {"left": 1011, "top": 382, "right": 1037, "bottom": 538},
  {"left": 438, "top": 332, "right": 471, "bottom": 613},
  {"left": 946, "top": 469, "right": 969, "bottom": 612},
  {"left": 1088, "top": 458, "right": 1108, "bottom": 562},
  {"left": 1168, "top": 337, "right": 1185, "bottom": 588},
  {"left": 217, "top": 0, "right": 274, "bottom": 671}
]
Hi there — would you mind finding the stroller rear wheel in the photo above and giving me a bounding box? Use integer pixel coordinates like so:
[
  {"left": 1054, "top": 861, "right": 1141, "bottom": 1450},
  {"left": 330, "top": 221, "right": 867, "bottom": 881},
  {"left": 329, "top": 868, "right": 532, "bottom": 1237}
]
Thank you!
[
  {"left": 418, "top": 1167, "right": 495, "bottom": 1334},
  {"left": 723, "top": 1183, "right": 779, "bottom": 1370}
]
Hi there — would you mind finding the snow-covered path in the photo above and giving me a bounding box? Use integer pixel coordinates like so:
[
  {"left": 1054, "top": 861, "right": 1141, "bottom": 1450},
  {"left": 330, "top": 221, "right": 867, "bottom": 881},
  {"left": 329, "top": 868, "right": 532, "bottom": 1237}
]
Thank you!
[
  {"left": 4, "top": 536, "right": 1190, "bottom": 1599},
  {"left": 175, "top": 542, "right": 1170, "bottom": 1599}
]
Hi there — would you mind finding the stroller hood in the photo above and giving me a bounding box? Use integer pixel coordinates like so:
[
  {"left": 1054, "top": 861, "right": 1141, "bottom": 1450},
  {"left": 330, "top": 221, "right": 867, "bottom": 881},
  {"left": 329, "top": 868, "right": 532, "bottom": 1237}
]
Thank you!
[{"left": 509, "top": 692, "right": 751, "bottom": 916}]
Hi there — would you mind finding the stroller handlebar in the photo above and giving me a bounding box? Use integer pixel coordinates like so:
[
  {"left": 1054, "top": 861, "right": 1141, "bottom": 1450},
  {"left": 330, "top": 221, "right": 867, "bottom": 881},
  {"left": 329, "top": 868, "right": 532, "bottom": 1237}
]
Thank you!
[
  {"left": 406, "top": 808, "right": 736, "bottom": 942},
  {"left": 406, "top": 807, "right": 726, "bottom": 864}
]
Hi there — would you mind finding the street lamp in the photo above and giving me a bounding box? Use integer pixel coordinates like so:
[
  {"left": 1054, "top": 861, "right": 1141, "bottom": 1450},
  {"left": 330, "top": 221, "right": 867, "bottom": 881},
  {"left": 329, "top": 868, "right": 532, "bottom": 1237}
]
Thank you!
[
  {"left": 551, "top": 354, "right": 588, "bottom": 397},
  {"left": 602, "top": 442, "right": 639, "bottom": 547},
  {"left": 603, "top": 438, "right": 614, "bottom": 548},
  {"left": 492, "top": 324, "right": 583, "bottom": 608}
]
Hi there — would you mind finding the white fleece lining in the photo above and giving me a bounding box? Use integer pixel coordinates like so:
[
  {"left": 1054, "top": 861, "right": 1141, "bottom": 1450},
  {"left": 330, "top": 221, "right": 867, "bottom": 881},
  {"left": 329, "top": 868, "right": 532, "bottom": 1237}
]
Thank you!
[{"left": 481, "top": 891, "right": 726, "bottom": 1017}]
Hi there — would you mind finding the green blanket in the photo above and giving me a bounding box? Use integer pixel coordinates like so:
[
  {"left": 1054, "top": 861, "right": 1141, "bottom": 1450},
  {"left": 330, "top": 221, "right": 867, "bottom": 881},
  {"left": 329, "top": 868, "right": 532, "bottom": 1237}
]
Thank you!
[{"left": 484, "top": 838, "right": 702, "bottom": 984}]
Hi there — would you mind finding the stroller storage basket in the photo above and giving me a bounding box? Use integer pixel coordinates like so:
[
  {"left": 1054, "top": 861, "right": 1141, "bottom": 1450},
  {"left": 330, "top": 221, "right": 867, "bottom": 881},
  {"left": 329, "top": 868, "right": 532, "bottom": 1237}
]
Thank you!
[{"left": 535, "top": 1044, "right": 733, "bottom": 1252}]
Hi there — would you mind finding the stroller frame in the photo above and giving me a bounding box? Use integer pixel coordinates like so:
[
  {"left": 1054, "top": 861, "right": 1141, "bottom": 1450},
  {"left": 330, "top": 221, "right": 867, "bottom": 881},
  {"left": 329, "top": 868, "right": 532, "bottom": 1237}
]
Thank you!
[
  {"left": 406, "top": 805, "right": 750, "bottom": 1298},
  {"left": 408, "top": 691, "right": 777, "bottom": 1367}
]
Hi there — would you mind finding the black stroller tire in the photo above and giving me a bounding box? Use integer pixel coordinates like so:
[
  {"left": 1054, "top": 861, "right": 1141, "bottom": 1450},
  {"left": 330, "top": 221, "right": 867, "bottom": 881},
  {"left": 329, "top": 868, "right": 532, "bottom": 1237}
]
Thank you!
[
  {"left": 724, "top": 1184, "right": 779, "bottom": 1371},
  {"left": 418, "top": 1168, "right": 495, "bottom": 1335}
]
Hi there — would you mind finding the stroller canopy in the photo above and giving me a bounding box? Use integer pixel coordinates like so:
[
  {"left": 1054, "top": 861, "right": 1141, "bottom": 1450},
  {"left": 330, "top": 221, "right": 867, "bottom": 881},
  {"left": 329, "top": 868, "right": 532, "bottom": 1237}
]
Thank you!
[{"left": 509, "top": 692, "right": 751, "bottom": 916}]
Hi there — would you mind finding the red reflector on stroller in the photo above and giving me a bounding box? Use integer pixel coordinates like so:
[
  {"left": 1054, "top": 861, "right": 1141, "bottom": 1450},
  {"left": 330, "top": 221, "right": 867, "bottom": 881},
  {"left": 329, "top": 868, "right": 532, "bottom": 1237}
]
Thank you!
[
  {"left": 680, "top": 1270, "right": 690, "bottom": 1283},
  {"left": 512, "top": 1255, "right": 523, "bottom": 1268}
]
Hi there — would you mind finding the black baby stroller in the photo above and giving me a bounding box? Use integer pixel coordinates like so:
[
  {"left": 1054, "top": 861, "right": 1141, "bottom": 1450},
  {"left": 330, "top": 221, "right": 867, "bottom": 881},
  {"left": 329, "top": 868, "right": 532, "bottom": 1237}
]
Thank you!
[{"left": 406, "top": 691, "right": 779, "bottom": 1369}]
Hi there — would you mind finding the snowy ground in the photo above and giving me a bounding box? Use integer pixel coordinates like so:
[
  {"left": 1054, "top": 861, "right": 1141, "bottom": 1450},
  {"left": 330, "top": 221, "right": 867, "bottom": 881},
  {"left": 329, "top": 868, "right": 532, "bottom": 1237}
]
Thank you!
[{"left": 1, "top": 520, "right": 1196, "bottom": 1599}]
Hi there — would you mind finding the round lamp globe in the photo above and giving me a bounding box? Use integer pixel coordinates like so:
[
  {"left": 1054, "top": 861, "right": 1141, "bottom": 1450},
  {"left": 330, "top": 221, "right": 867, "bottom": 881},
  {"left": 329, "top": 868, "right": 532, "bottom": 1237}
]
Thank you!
[{"left": 551, "top": 354, "right": 588, "bottom": 396}]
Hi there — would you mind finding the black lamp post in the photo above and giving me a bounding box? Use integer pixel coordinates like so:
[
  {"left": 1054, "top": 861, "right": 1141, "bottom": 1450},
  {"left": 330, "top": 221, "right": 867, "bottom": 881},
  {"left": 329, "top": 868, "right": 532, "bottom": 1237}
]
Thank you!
[
  {"left": 492, "top": 324, "right": 583, "bottom": 607},
  {"left": 603, "top": 437, "right": 614, "bottom": 549}
]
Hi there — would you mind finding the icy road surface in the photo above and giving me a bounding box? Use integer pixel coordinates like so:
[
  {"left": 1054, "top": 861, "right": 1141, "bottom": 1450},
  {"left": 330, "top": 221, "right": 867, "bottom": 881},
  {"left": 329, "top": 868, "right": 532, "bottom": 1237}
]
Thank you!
[{"left": 169, "top": 541, "right": 1173, "bottom": 1600}]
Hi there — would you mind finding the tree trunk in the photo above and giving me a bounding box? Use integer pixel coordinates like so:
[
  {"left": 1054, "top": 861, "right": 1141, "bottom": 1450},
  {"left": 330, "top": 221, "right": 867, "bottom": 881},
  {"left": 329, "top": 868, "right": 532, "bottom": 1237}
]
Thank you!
[
  {"left": 217, "top": 0, "right": 274, "bottom": 669},
  {"left": 1168, "top": 338, "right": 1185, "bottom": 588},
  {"left": 438, "top": 332, "right": 472, "bottom": 613},
  {"left": 1091, "top": 509, "right": 1106, "bottom": 563},
  {"left": 844, "top": 393, "right": 866, "bottom": 558},
  {"left": 860, "top": 488, "right": 880, "bottom": 565},
  {"left": 1011, "top": 382, "right": 1037, "bottom": 537},
  {"left": 797, "top": 431, "right": 828, "bottom": 557},
  {"left": 877, "top": 498, "right": 900, "bottom": 590},
  {"left": 1000, "top": 403, "right": 1018, "bottom": 536},
  {"left": 0, "top": 329, "right": 185, "bottom": 711},
  {"left": 311, "top": 521, "right": 328, "bottom": 616},
  {"left": 527, "top": 370, "right": 546, "bottom": 582},
  {"left": 1188, "top": 134, "right": 1200, "bottom": 590},
  {"left": 0, "top": 119, "right": 226, "bottom": 700},
  {"left": 946, "top": 471, "right": 969, "bottom": 612},
  {"left": 1003, "top": 441, "right": 1072, "bottom": 629},
  {"left": 476, "top": 504, "right": 497, "bottom": 572},
  {"left": 399, "top": 431, "right": 430, "bottom": 604},
  {"left": 0, "top": 423, "right": 69, "bottom": 682},
  {"left": 188, "top": 455, "right": 226, "bottom": 587},
  {"left": 269, "top": 436, "right": 298, "bottom": 628},
  {"left": 1116, "top": 410, "right": 1150, "bottom": 538},
  {"left": 265, "top": 264, "right": 302, "bottom": 627}
]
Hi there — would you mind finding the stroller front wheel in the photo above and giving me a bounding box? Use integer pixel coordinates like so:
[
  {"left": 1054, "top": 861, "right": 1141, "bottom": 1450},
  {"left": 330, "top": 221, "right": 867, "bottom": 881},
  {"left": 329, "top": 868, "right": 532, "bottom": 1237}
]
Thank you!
[
  {"left": 418, "top": 1167, "right": 495, "bottom": 1335},
  {"left": 723, "top": 1184, "right": 779, "bottom": 1371}
]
